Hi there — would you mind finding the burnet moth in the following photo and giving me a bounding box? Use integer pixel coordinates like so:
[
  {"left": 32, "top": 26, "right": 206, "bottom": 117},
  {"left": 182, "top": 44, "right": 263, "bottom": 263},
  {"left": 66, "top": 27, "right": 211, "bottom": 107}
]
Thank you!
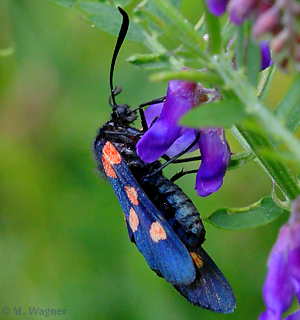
[{"left": 93, "top": 7, "right": 235, "bottom": 313}]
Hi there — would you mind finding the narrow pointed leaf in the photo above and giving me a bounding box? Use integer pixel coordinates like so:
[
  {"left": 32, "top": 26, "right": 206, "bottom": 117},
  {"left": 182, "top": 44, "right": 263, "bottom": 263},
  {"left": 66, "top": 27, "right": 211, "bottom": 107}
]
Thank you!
[
  {"left": 258, "top": 65, "right": 275, "bottom": 101},
  {"left": 77, "top": 2, "right": 146, "bottom": 42},
  {"left": 274, "top": 74, "right": 300, "bottom": 137},
  {"left": 227, "top": 150, "right": 256, "bottom": 171},
  {"left": 236, "top": 25, "right": 245, "bottom": 69},
  {"left": 127, "top": 53, "right": 172, "bottom": 69},
  {"left": 203, "top": 4, "right": 221, "bottom": 55},
  {"left": 181, "top": 99, "right": 248, "bottom": 128},
  {"left": 246, "top": 36, "right": 260, "bottom": 87},
  {"left": 150, "top": 69, "right": 222, "bottom": 85}
]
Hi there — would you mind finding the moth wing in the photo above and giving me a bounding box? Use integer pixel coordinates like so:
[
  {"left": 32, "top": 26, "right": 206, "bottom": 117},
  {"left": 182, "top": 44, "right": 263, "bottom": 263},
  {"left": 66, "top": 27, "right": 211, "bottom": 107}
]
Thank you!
[
  {"left": 175, "top": 247, "right": 236, "bottom": 313},
  {"left": 101, "top": 142, "right": 196, "bottom": 285}
]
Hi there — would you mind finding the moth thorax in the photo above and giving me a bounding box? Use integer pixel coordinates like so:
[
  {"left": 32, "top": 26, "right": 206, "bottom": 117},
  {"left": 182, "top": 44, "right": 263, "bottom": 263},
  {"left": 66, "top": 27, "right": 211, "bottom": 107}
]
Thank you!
[{"left": 112, "top": 104, "right": 137, "bottom": 123}]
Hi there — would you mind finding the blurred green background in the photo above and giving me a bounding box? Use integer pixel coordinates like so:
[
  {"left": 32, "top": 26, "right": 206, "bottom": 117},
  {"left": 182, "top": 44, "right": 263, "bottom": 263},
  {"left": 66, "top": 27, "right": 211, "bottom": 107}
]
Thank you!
[{"left": 0, "top": 1, "right": 295, "bottom": 319}]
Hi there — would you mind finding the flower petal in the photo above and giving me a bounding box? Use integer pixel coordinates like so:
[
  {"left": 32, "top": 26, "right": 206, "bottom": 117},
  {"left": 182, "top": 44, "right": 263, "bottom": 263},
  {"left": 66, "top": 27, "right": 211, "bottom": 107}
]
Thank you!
[
  {"left": 259, "top": 310, "right": 281, "bottom": 320},
  {"left": 205, "top": 0, "right": 229, "bottom": 16},
  {"left": 260, "top": 225, "right": 295, "bottom": 319},
  {"left": 228, "top": 0, "right": 257, "bottom": 25},
  {"left": 144, "top": 103, "right": 164, "bottom": 128},
  {"left": 195, "top": 128, "right": 231, "bottom": 197},
  {"left": 165, "top": 128, "right": 198, "bottom": 157},
  {"left": 136, "top": 119, "right": 181, "bottom": 163},
  {"left": 137, "top": 79, "right": 202, "bottom": 163},
  {"left": 160, "top": 80, "right": 199, "bottom": 123},
  {"left": 260, "top": 41, "right": 273, "bottom": 70}
]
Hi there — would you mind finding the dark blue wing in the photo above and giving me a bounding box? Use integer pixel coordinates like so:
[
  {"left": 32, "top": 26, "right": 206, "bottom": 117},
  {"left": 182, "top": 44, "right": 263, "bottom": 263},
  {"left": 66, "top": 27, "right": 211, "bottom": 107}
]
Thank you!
[
  {"left": 101, "top": 142, "right": 196, "bottom": 286},
  {"left": 174, "top": 247, "right": 236, "bottom": 313}
]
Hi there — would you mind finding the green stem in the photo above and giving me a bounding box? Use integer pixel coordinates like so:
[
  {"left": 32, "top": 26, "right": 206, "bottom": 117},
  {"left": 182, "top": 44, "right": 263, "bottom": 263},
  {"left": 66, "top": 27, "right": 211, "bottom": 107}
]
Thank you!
[
  {"left": 143, "top": 1, "right": 300, "bottom": 202},
  {"left": 216, "top": 56, "right": 300, "bottom": 163},
  {"left": 231, "top": 125, "right": 300, "bottom": 201},
  {"left": 143, "top": 32, "right": 183, "bottom": 69},
  {"left": 214, "top": 58, "right": 300, "bottom": 201},
  {"left": 151, "top": 0, "right": 208, "bottom": 62},
  {"left": 227, "top": 149, "right": 256, "bottom": 171}
]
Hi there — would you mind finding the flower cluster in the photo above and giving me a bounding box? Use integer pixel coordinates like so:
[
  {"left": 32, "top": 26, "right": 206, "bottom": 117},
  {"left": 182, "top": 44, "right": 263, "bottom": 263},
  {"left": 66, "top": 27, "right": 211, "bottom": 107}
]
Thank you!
[
  {"left": 206, "top": 0, "right": 300, "bottom": 69},
  {"left": 136, "top": 79, "right": 231, "bottom": 197},
  {"left": 259, "top": 196, "right": 300, "bottom": 320}
]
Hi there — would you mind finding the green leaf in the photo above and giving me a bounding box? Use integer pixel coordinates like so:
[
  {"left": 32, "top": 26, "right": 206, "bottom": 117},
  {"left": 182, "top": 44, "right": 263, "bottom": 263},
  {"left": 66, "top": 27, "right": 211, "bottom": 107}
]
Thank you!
[
  {"left": 203, "top": 4, "right": 221, "bottom": 55},
  {"left": 236, "top": 25, "right": 245, "bottom": 69},
  {"left": 150, "top": 69, "right": 222, "bottom": 85},
  {"left": 235, "top": 125, "right": 300, "bottom": 201},
  {"left": 127, "top": 52, "right": 172, "bottom": 69},
  {"left": 246, "top": 35, "right": 260, "bottom": 87},
  {"left": 140, "top": 0, "right": 183, "bottom": 20},
  {"left": 255, "top": 148, "right": 295, "bottom": 164},
  {"left": 216, "top": 56, "right": 300, "bottom": 169},
  {"left": 150, "top": 0, "right": 208, "bottom": 61},
  {"left": 51, "top": 0, "right": 77, "bottom": 8},
  {"left": 114, "top": 0, "right": 134, "bottom": 6},
  {"left": 227, "top": 150, "right": 256, "bottom": 171},
  {"left": 274, "top": 74, "right": 300, "bottom": 136},
  {"left": 206, "top": 197, "right": 284, "bottom": 229},
  {"left": 134, "top": 0, "right": 183, "bottom": 34},
  {"left": 258, "top": 65, "right": 275, "bottom": 101},
  {"left": 77, "top": 2, "right": 146, "bottom": 42},
  {"left": 181, "top": 99, "right": 248, "bottom": 128}
]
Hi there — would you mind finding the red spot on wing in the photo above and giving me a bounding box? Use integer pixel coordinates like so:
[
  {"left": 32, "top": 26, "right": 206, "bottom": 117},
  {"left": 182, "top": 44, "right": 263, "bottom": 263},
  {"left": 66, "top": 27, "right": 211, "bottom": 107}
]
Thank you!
[
  {"left": 102, "top": 155, "right": 117, "bottom": 178},
  {"left": 103, "top": 141, "right": 122, "bottom": 165},
  {"left": 150, "top": 222, "right": 167, "bottom": 243},
  {"left": 129, "top": 207, "right": 139, "bottom": 232},
  {"left": 125, "top": 186, "right": 139, "bottom": 206},
  {"left": 190, "top": 252, "right": 203, "bottom": 268}
]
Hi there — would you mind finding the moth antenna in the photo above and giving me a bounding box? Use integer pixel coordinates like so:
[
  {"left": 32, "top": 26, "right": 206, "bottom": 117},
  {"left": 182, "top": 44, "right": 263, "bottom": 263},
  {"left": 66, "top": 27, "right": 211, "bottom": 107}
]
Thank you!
[{"left": 109, "top": 7, "right": 129, "bottom": 108}]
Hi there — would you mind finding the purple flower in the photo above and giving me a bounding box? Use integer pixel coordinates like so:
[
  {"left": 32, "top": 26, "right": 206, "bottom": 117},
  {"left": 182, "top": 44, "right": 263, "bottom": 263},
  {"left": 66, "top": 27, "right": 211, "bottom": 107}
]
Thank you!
[
  {"left": 205, "top": 0, "right": 256, "bottom": 23},
  {"left": 259, "top": 196, "right": 300, "bottom": 320},
  {"left": 260, "top": 41, "right": 273, "bottom": 70},
  {"left": 136, "top": 79, "right": 202, "bottom": 163},
  {"left": 205, "top": 0, "right": 229, "bottom": 16},
  {"left": 136, "top": 78, "right": 231, "bottom": 197},
  {"left": 228, "top": 0, "right": 257, "bottom": 25},
  {"left": 195, "top": 128, "right": 231, "bottom": 197}
]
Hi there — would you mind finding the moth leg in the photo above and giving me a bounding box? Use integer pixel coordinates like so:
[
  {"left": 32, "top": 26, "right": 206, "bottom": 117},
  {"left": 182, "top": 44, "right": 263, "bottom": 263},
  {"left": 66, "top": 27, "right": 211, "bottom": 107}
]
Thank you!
[
  {"left": 162, "top": 155, "right": 201, "bottom": 163},
  {"left": 130, "top": 96, "right": 166, "bottom": 132},
  {"left": 170, "top": 169, "right": 198, "bottom": 182},
  {"left": 145, "top": 132, "right": 200, "bottom": 178}
]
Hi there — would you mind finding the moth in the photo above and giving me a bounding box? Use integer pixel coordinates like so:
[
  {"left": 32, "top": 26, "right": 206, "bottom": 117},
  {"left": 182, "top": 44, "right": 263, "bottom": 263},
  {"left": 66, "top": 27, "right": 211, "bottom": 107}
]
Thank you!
[{"left": 93, "top": 7, "right": 235, "bottom": 313}]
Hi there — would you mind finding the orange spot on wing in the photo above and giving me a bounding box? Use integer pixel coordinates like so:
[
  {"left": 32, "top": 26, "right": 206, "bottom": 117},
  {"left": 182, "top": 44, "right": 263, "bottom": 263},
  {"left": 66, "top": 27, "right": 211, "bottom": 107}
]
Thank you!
[
  {"left": 102, "top": 155, "right": 117, "bottom": 178},
  {"left": 125, "top": 186, "right": 139, "bottom": 206},
  {"left": 103, "top": 141, "right": 121, "bottom": 165},
  {"left": 129, "top": 207, "right": 139, "bottom": 232},
  {"left": 150, "top": 222, "right": 167, "bottom": 243},
  {"left": 190, "top": 252, "right": 204, "bottom": 268}
]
